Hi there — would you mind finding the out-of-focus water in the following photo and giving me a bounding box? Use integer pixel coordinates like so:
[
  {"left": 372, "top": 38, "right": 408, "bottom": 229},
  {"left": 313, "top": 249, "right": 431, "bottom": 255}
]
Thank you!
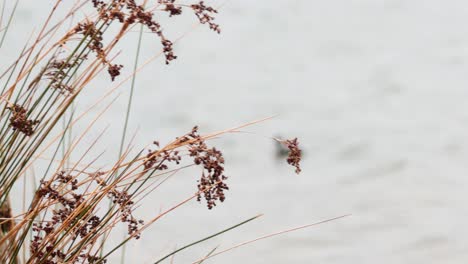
[{"left": 7, "top": 1, "right": 468, "bottom": 263}]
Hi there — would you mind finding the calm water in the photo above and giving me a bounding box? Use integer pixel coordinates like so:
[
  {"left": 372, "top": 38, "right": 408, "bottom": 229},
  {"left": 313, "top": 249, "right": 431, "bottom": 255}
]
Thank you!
[{"left": 7, "top": 1, "right": 468, "bottom": 263}]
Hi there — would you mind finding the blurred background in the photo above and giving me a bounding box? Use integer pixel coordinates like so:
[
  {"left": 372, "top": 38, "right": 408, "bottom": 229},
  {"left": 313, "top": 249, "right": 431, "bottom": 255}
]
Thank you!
[{"left": 6, "top": 0, "right": 468, "bottom": 263}]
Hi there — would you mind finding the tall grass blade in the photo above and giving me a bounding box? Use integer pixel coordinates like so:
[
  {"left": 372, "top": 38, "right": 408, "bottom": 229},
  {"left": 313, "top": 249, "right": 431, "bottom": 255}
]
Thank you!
[
  {"left": 154, "top": 214, "right": 262, "bottom": 264},
  {"left": 120, "top": 23, "right": 144, "bottom": 264},
  {"left": 0, "top": 0, "right": 18, "bottom": 49}
]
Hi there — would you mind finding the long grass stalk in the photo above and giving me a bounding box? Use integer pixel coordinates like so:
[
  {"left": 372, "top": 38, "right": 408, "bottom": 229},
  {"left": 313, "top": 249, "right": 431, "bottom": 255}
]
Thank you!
[
  {"left": 154, "top": 215, "right": 262, "bottom": 264},
  {"left": 119, "top": 23, "right": 144, "bottom": 264},
  {"left": 191, "top": 215, "right": 351, "bottom": 264}
]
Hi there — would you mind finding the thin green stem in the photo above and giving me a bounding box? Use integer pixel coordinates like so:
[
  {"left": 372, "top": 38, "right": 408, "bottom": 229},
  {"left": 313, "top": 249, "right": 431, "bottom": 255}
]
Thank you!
[
  {"left": 119, "top": 23, "right": 144, "bottom": 264},
  {"left": 154, "top": 215, "right": 262, "bottom": 264},
  {"left": 0, "top": 0, "right": 18, "bottom": 49}
]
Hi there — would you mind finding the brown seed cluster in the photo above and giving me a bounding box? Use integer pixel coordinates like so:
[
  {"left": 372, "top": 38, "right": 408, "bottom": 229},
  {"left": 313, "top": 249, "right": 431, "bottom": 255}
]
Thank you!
[
  {"left": 91, "top": 171, "right": 144, "bottom": 239},
  {"left": 107, "top": 63, "right": 123, "bottom": 81},
  {"left": 182, "top": 126, "right": 229, "bottom": 209},
  {"left": 40, "top": 56, "right": 84, "bottom": 95},
  {"left": 91, "top": 0, "right": 177, "bottom": 66},
  {"left": 144, "top": 141, "right": 182, "bottom": 171},
  {"left": 73, "top": 21, "right": 123, "bottom": 81},
  {"left": 30, "top": 170, "right": 144, "bottom": 263},
  {"left": 88, "top": 0, "right": 220, "bottom": 68},
  {"left": 145, "top": 126, "right": 230, "bottom": 209},
  {"left": 39, "top": 1, "right": 220, "bottom": 86},
  {"left": 191, "top": 1, "right": 221, "bottom": 33},
  {"left": 7, "top": 104, "right": 39, "bottom": 136},
  {"left": 160, "top": 0, "right": 182, "bottom": 17},
  {"left": 107, "top": 189, "right": 144, "bottom": 239},
  {"left": 32, "top": 171, "right": 105, "bottom": 263},
  {"left": 283, "top": 138, "right": 302, "bottom": 174}
]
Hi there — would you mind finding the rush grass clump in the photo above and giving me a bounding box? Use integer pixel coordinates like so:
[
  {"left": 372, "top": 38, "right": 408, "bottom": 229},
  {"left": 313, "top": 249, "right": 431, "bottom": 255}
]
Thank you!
[{"left": 0, "top": 1, "right": 304, "bottom": 263}]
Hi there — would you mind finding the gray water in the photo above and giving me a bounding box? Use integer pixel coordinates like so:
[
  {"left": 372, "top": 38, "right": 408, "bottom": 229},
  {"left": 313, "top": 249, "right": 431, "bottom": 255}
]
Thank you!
[{"left": 7, "top": 0, "right": 468, "bottom": 263}]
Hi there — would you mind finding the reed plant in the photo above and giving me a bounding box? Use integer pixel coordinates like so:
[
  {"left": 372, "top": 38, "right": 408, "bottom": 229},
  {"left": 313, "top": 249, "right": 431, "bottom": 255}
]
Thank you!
[{"left": 0, "top": 1, "right": 314, "bottom": 263}]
